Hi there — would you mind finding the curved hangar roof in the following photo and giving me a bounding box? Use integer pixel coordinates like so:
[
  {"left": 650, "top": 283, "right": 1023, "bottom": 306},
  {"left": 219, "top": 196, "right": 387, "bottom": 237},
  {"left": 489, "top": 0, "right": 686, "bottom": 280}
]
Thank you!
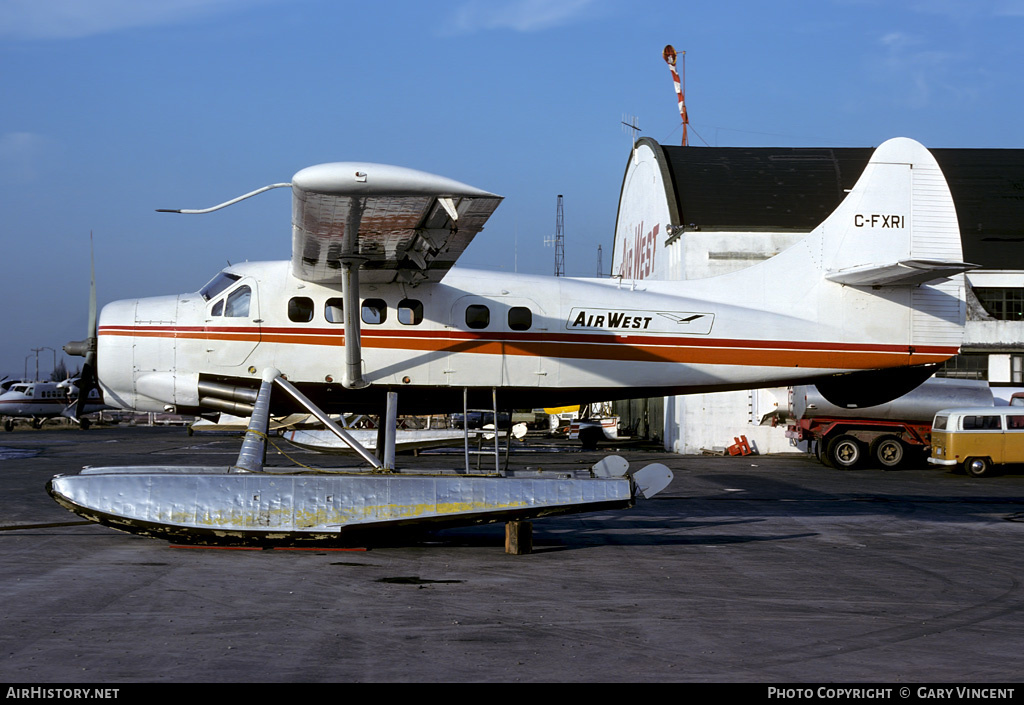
[{"left": 624, "top": 137, "right": 1024, "bottom": 270}]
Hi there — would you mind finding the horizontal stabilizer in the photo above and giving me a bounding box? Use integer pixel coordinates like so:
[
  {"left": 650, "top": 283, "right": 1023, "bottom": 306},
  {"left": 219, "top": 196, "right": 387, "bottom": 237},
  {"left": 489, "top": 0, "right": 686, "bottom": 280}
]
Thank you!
[{"left": 825, "top": 259, "right": 980, "bottom": 287}]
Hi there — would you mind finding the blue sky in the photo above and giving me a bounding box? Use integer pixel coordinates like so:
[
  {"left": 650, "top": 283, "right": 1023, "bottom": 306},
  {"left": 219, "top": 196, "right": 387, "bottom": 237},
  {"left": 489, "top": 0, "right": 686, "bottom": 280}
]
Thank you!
[{"left": 1, "top": 0, "right": 1022, "bottom": 379}]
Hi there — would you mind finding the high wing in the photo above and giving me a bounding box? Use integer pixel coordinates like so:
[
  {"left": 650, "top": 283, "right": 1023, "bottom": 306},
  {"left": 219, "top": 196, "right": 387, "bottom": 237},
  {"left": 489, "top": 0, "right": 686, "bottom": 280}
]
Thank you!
[{"left": 290, "top": 162, "right": 503, "bottom": 285}]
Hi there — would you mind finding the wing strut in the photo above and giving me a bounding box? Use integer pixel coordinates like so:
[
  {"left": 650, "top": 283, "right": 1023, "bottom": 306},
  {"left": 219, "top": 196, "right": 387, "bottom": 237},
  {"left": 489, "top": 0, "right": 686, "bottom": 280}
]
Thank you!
[
  {"left": 271, "top": 373, "right": 383, "bottom": 470},
  {"left": 340, "top": 259, "right": 367, "bottom": 390}
]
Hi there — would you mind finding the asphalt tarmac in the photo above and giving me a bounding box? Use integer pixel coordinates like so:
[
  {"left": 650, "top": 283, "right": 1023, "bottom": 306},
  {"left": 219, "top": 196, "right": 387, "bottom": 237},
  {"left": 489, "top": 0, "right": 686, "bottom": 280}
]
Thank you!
[{"left": 1, "top": 425, "right": 1023, "bottom": 684}]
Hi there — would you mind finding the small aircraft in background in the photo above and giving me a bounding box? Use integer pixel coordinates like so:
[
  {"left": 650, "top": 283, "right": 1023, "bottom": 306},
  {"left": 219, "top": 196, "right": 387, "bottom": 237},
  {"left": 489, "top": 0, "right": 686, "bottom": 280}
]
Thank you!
[
  {"left": 0, "top": 378, "right": 106, "bottom": 431},
  {"left": 49, "top": 137, "right": 975, "bottom": 545}
]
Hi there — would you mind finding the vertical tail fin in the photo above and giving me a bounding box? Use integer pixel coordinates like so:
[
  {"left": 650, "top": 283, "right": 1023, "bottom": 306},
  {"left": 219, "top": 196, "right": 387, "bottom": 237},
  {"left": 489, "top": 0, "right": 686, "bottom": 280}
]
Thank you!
[
  {"left": 813, "top": 137, "right": 973, "bottom": 353},
  {"left": 819, "top": 137, "right": 973, "bottom": 286}
]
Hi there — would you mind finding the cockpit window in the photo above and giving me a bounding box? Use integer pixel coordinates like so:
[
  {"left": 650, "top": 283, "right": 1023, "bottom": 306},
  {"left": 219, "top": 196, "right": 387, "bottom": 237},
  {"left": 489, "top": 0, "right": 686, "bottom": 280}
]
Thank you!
[
  {"left": 199, "top": 272, "right": 241, "bottom": 301},
  {"left": 224, "top": 285, "right": 251, "bottom": 318}
]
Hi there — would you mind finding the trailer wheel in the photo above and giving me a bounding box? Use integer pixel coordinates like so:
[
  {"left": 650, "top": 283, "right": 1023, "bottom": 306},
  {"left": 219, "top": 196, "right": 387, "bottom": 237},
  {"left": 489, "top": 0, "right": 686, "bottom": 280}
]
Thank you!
[
  {"left": 870, "top": 436, "right": 905, "bottom": 470},
  {"left": 964, "top": 456, "right": 994, "bottom": 478},
  {"left": 827, "top": 435, "right": 864, "bottom": 469}
]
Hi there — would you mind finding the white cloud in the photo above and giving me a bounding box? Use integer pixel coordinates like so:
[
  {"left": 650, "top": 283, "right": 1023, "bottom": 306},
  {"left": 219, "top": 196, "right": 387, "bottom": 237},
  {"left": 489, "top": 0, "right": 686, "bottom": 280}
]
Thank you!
[
  {"left": 447, "top": 0, "right": 598, "bottom": 34},
  {"left": 0, "top": 0, "right": 263, "bottom": 40},
  {"left": 873, "top": 31, "right": 963, "bottom": 109}
]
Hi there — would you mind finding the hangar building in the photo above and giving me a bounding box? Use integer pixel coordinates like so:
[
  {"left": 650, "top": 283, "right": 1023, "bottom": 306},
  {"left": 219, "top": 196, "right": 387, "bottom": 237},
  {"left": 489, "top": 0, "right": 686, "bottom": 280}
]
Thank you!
[{"left": 611, "top": 138, "right": 1024, "bottom": 454}]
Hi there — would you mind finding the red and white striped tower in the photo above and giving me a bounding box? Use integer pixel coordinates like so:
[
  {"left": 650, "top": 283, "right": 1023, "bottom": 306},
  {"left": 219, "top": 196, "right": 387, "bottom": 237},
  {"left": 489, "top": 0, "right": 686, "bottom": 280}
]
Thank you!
[{"left": 662, "top": 45, "right": 689, "bottom": 146}]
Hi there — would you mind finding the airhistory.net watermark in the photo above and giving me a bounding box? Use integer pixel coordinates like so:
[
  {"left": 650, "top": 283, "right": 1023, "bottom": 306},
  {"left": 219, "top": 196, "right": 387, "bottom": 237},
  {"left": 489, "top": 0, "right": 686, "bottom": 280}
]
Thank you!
[{"left": 6, "top": 689, "right": 119, "bottom": 699}]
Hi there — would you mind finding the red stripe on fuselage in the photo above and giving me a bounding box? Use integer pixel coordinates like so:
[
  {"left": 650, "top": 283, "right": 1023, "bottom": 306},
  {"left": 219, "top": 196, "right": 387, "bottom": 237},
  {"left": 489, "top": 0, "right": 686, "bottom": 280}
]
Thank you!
[{"left": 98, "top": 324, "right": 957, "bottom": 369}]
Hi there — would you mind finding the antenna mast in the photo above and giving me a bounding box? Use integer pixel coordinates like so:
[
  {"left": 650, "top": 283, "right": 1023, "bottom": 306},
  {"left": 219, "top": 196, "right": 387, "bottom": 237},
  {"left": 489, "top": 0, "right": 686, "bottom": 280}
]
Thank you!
[
  {"left": 596, "top": 244, "right": 603, "bottom": 277},
  {"left": 553, "top": 195, "right": 565, "bottom": 277},
  {"left": 663, "top": 45, "right": 689, "bottom": 146}
]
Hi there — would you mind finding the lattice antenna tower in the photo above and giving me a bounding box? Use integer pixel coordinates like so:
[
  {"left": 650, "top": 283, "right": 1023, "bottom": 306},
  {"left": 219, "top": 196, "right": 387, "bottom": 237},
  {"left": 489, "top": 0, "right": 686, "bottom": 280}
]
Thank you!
[
  {"left": 543, "top": 195, "right": 566, "bottom": 276},
  {"left": 553, "top": 194, "right": 565, "bottom": 277}
]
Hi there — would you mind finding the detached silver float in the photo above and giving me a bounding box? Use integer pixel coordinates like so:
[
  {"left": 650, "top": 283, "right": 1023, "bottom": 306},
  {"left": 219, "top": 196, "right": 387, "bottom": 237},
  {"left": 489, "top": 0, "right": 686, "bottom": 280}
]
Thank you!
[{"left": 47, "top": 369, "right": 672, "bottom": 547}]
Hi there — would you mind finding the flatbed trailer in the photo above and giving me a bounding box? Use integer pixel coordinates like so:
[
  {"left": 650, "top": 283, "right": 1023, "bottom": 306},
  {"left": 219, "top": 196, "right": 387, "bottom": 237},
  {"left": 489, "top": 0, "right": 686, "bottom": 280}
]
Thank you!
[{"left": 787, "top": 417, "right": 932, "bottom": 469}]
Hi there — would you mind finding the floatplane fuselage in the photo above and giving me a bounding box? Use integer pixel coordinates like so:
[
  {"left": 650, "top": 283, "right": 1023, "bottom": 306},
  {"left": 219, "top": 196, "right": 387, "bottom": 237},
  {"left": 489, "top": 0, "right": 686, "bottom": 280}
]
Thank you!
[
  {"left": 96, "top": 258, "right": 957, "bottom": 419},
  {"left": 48, "top": 137, "right": 973, "bottom": 545}
]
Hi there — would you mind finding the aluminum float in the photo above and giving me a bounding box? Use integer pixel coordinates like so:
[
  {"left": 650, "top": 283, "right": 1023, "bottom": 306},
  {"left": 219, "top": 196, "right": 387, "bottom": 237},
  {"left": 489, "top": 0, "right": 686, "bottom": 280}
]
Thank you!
[{"left": 47, "top": 369, "right": 672, "bottom": 546}]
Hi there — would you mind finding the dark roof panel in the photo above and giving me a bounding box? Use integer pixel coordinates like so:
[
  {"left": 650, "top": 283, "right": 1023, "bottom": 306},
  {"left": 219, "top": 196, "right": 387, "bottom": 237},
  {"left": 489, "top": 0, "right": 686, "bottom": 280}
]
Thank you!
[{"left": 653, "top": 140, "right": 1024, "bottom": 269}]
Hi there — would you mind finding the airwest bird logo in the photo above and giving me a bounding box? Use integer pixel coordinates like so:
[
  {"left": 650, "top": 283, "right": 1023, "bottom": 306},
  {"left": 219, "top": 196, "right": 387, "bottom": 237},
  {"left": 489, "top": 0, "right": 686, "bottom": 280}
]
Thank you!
[{"left": 567, "top": 308, "right": 714, "bottom": 335}]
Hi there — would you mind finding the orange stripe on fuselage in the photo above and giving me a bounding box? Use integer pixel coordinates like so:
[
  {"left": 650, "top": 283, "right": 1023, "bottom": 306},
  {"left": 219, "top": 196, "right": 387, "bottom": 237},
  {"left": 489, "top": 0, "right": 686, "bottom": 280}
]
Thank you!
[{"left": 98, "top": 325, "right": 955, "bottom": 369}]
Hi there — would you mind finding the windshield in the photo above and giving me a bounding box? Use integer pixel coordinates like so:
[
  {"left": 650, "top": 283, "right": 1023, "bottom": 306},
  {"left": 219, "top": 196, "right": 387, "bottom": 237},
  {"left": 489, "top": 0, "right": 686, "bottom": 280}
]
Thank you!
[{"left": 199, "top": 271, "right": 241, "bottom": 301}]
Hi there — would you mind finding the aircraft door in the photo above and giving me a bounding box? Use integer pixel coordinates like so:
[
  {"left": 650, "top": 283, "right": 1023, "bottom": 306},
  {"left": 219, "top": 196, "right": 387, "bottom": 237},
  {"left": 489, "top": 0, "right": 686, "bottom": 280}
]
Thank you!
[
  {"left": 440, "top": 296, "right": 552, "bottom": 389},
  {"left": 204, "top": 279, "right": 262, "bottom": 368}
]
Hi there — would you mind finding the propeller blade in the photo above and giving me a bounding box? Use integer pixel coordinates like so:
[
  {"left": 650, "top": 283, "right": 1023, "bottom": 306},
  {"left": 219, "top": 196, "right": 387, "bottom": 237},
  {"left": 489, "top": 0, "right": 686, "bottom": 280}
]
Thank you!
[
  {"left": 87, "top": 231, "right": 97, "bottom": 351},
  {"left": 74, "top": 362, "right": 96, "bottom": 421},
  {"left": 66, "top": 232, "right": 99, "bottom": 423}
]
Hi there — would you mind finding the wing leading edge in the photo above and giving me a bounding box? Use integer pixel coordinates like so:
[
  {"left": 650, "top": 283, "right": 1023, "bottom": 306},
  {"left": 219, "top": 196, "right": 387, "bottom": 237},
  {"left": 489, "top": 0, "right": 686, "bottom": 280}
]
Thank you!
[{"left": 290, "top": 162, "right": 503, "bottom": 285}]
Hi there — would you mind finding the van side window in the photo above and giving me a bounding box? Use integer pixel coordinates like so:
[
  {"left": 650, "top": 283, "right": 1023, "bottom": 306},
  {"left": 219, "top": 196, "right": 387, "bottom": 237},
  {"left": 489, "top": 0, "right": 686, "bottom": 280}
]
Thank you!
[
  {"left": 325, "top": 298, "right": 344, "bottom": 323},
  {"left": 288, "top": 297, "right": 314, "bottom": 323},
  {"left": 362, "top": 299, "right": 387, "bottom": 325},
  {"left": 1007, "top": 415, "right": 1024, "bottom": 430},
  {"left": 508, "top": 306, "right": 532, "bottom": 331},
  {"left": 963, "top": 415, "right": 1001, "bottom": 430},
  {"left": 398, "top": 299, "right": 423, "bottom": 326},
  {"left": 466, "top": 304, "right": 489, "bottom": 329}
]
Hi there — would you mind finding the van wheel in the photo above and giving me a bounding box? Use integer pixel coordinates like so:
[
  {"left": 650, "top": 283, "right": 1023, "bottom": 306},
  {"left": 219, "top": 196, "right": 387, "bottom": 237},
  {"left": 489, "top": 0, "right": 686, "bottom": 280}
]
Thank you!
[
  {"left": 828, "top": 435, "right": 864, "bottom": 469},
  {"left": 964, "top": 457, "right": 994, "bottom": 478},
  {"left": 870, "top": 436, "right": 905, "bottom": 470}
]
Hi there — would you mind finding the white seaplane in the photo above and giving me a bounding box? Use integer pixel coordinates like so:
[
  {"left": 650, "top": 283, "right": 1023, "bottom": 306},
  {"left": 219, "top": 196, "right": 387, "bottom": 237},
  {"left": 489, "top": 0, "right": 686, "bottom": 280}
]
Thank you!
[
  {"left": 49, "top": 137, "right": 973, "bottom": 546},
  {"left": 0, "top": 378, "right": 106, "bottom": 431}
]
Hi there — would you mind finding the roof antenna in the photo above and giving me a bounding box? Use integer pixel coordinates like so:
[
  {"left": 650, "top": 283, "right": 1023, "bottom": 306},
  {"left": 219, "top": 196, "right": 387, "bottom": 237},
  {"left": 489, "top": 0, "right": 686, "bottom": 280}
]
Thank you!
[{"left": 622, "top": 114, "right": 641, "bottom": 165}]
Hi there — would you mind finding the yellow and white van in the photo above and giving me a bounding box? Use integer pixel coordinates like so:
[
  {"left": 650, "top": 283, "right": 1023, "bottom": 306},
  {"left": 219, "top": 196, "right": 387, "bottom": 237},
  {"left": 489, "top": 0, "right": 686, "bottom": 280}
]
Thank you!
[{"left": 929, "top": 407, "right": 1024, "bottom": 477}]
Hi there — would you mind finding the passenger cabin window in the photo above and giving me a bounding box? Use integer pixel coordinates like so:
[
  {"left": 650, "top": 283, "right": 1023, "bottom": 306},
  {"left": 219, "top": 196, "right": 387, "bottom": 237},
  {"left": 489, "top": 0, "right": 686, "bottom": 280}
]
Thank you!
[
  {"left": 963, "top": 415, "right": 1001, "bottom": 430},
  {"left": 398, "top": 299, "right": 423, "bottom": 326},
  {"left": 224, "top": 285, "right": 251, "bottom": 318},
  {"left": 288, "top": 297, "right": 314, "bottom": 323},
  {"left": 466, "top": 304, "right": 489, "bottom": 330},
  {"left": 1008, "top": 415, "right": 1024, "bottom": 430},
  {"left": 362, "top": 299, "right": 387, "bottom": 325},
  {"left": 199, "top": 272, "right": 241, "bottom": 301},
  {"left": 508, "top": 306, "right": 532, "bottom": 331},
  {"left": 325, "top": 298, "right": 344, "bottom": 324}
]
